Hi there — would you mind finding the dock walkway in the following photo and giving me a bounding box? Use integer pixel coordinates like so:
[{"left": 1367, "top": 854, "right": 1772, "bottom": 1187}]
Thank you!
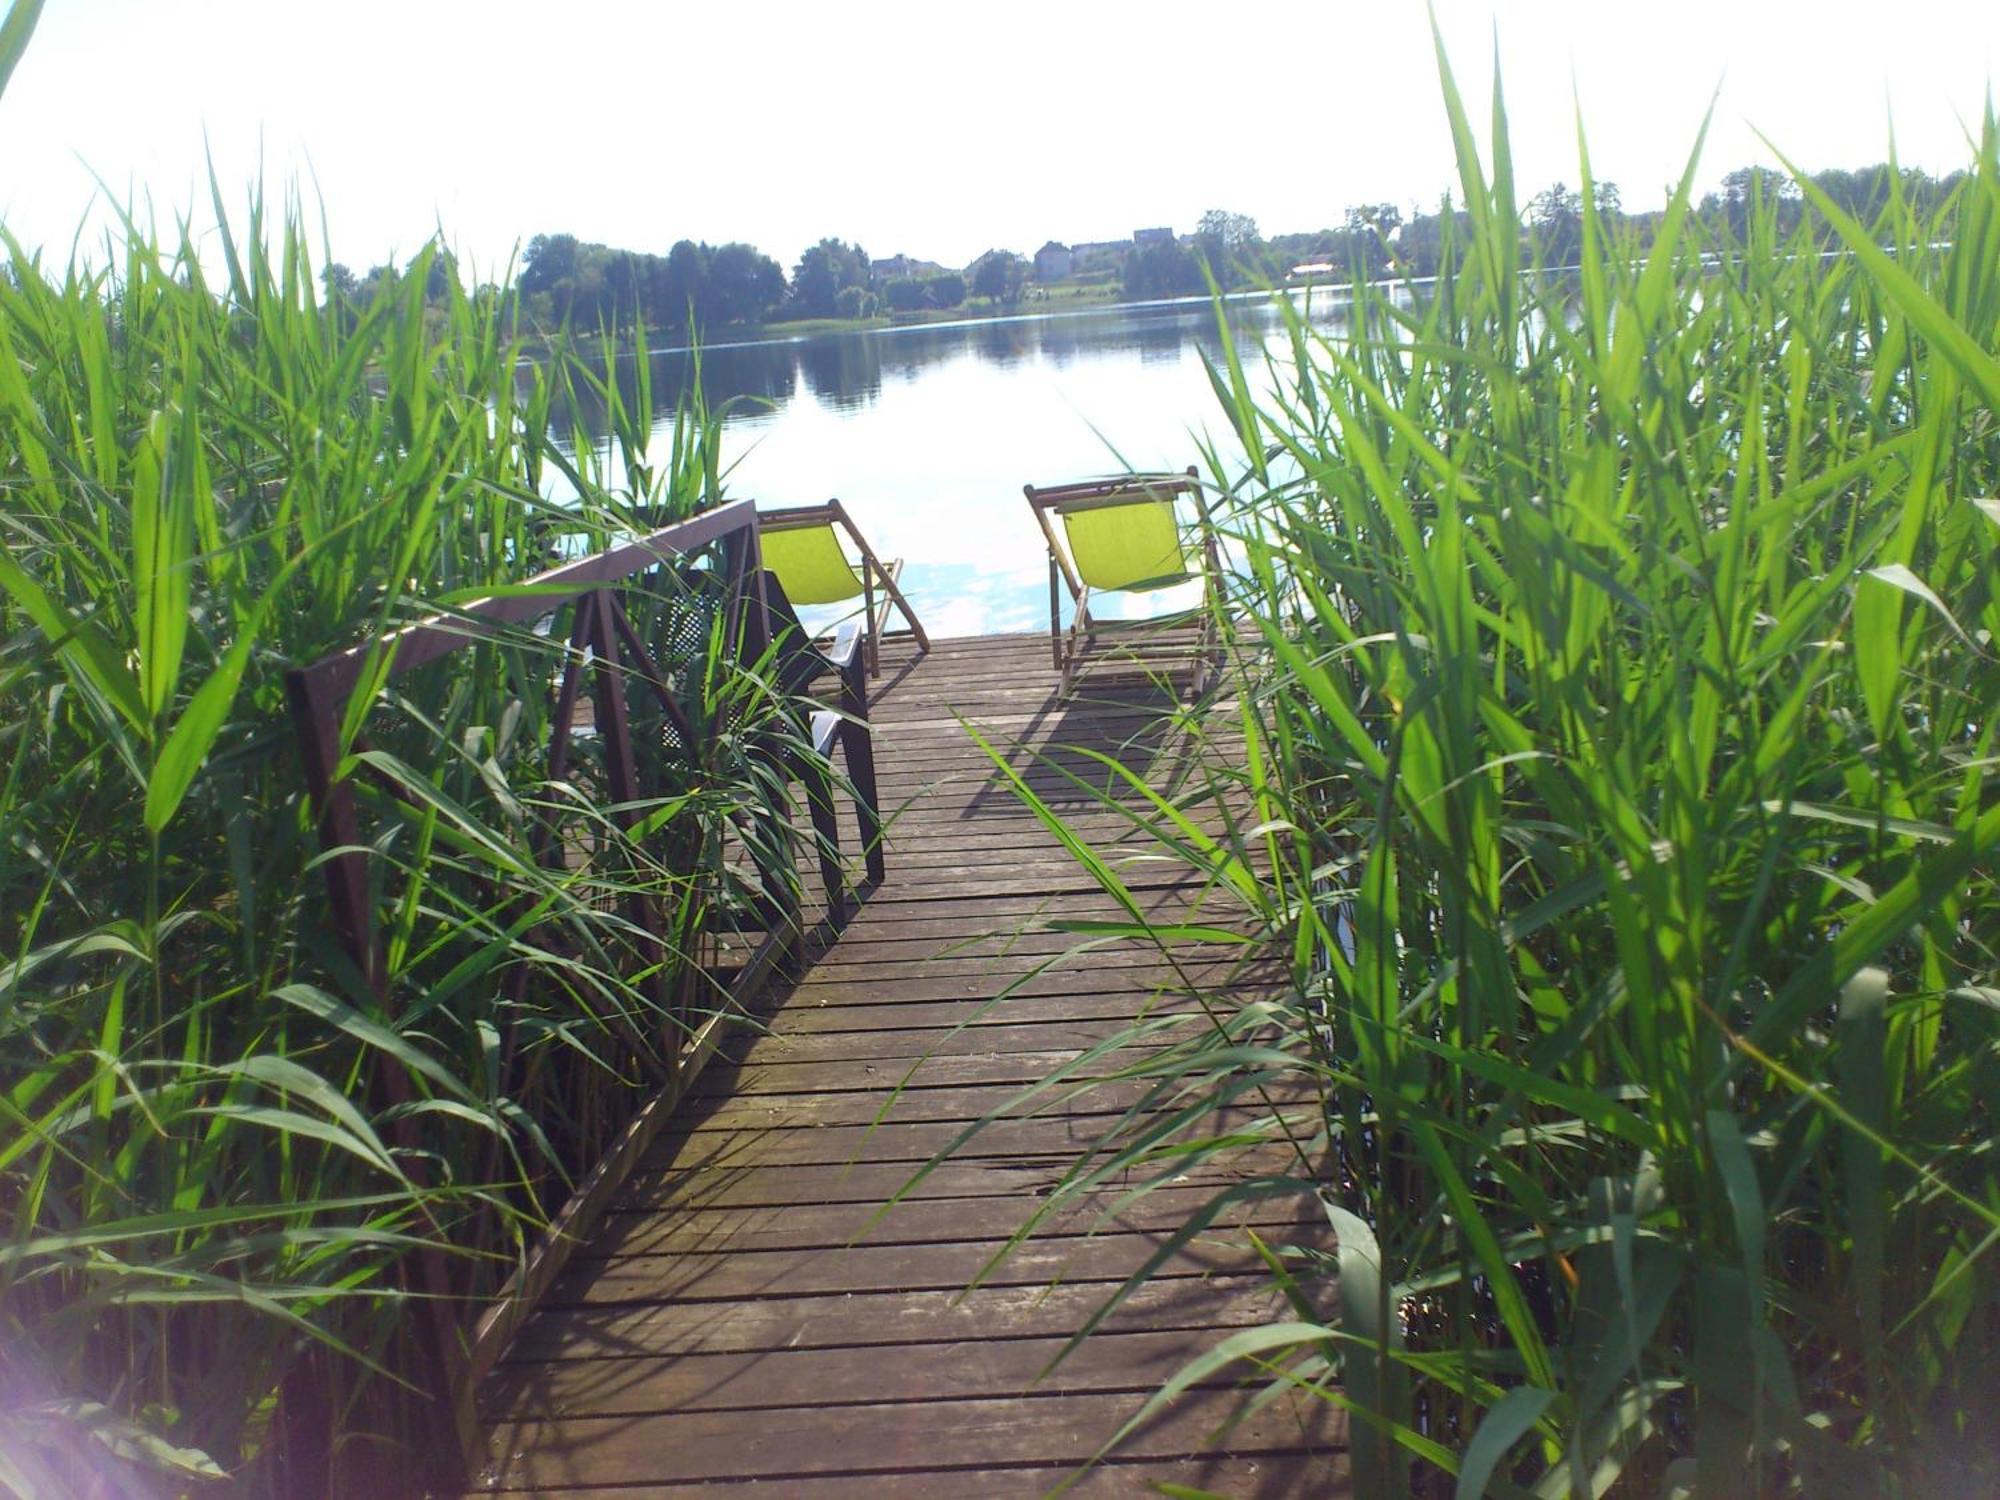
[{"left": 473, "top": 632, "right": 1346, "bottom": 1496}]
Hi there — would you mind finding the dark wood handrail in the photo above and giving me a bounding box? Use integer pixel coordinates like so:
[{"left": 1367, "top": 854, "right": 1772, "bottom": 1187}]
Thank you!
[
  {"left": 286, "top": 501, "right": 767, "bottom": 983},
  {"left": 278, "top": 498, "right": 794, "bottom": 1494},
  {"left": 290, "top": 497, "right": 764, "bottom": 703}
]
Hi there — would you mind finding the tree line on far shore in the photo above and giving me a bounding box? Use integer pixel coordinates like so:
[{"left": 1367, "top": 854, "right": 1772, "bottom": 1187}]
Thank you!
[
  {"left": 1130, "top": 163, "right": 1973, "bottom": 297},
  {"left": 319, "top": 159, "right": 1975, "bottom": 335}
]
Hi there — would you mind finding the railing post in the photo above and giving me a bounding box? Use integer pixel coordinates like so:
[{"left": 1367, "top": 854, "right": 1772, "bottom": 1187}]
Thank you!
[
  {"left": 840, "top": 655, "right": 886, "bottom": 887},
  {"left": 721, "top": 511, "right": 769, "bottom": 666},
  {"left": 586, "top": 590, "right": 685, "bottom": 1066},
  {"left": 285, "top": 662, "right": 377, "bottom": 993},
  {"left": 283, "top": 658, "right": 479, "bottom": 1497}
]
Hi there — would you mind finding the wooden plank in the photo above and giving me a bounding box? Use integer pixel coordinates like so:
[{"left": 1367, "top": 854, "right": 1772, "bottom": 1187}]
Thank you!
[
  {"left": 704, "top": 1014, "right": 1221, "bottom": 1067},
  {"left": 868, "top": 754, "right": 1217, "bottom": 784},
  {"left": 634, "top": 1106, "right": 1306, "bottom": 1173},
  {"left": 742, "top": 987, "right": 1251, "bottom": 1034},
  {"left": 813, "top": 873, "right": 1226, "bottom": 906},
  {"left": 473, "top": 1385, "right": 1344, "bottom": 1491},
  {"left": 657, "top": 1074, "right": 1297, "bottom": 1134},
  {"left": 486, "top": 1327, "right": 1297, "bottom": 1419},
  {"left": 759, "top": 947, "right": 1226, "bottom": 992},
  {"left": 589, "top": 1178, "right": 1318, "bottom": 1258},
  {"left": 781, "top": 960, "right": 1282, "bottom": 1009},
  {"left": 779, "top": 946, "right": 1262, "bottom": 984},
  {"left": 681, "top": 1047, "right": 1216, "bottom": 1100},
  {"left": 613, "top": 1146, "right": 1306, "bottom": 1215},
  {"left": 707, "top": 1012, "right": 1233, "bottom": 1068},
  {"left": 854, "top": 716, "right": 1227, "bottom": 753},
  {"left": 862, "top": 754, "right": 1225, "bottom": 789},
  {"left": 872, "top": 816, "right": 1202, "bottom": 845},
  {"left": 824, "top": 907, "right": 1265, "bottom": 954},
  {"left": 781, "top": 928, "right": 1240, "bottom": 970},
  {"left": 467, "top": 1455, "right": 1346, "bottom": 1500},
  {"left": 550, "top": 1222, "right": 1325, "bottom": 1306},
  {"left": 507, "top": 1272, "right": 1292, "bottom": 1363},
  {"left": 794, "top": 888, "right": 1235, "bottom": 930},
  {"left": 856, "top": 734, "right": 1231, "bottom": 770},
  {"left": 612, "top": 1154, "right": 1229, "bottom": 1214},
  {"left": 741, "top": 994, "right": 1274, "bottom": 1039}
]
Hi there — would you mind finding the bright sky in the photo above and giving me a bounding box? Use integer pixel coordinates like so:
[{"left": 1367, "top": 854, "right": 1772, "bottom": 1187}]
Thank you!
[{"left": 1, "top": 1, "right": 1993, "bottom": 279}]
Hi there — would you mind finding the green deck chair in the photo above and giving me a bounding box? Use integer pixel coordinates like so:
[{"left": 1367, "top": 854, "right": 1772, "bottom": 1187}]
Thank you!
[
  {"left": 1024, "top": 467, "right": 1221, "bottom": 699},
  {"left": 756, "top": 499, "right": 929, "bottom": 675}
]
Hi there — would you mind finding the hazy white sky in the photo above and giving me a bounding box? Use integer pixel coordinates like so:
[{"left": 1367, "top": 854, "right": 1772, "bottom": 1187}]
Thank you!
[{"left": 1, "top": 1, "right": 1993, "bottom": 278}]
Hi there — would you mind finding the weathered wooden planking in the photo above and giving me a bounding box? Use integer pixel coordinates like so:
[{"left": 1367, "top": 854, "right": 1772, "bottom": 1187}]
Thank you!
[
  {"left": 588, "top": 1178, "right": 1321, "bottom": 1258},
  {"left": 474, "top": 1386, "right": 1344, "bottom": 1492},
  {"left": 778, "top": 959, "right": 1285, "bottom": 1009},
  {"left": 768, "top": 942, "right": 1239, "bottom": 980},
  {"left": 651, "top": 1073, "right": 1309, "bottom": 1136},
  {"left": 678, "top": 1045, "right": 1251, "bottom": 1101},
  {"left": 507, "top": 1271, "right": 1292, "bottom": 1363},
  {"left": 704, "top": 1011, "right": 1247, "bottom": 1069},
  {"left": 548, "top": 1223, "right": 1323, "bottom": 1306},
  {"left": 736, "top": 985, "right": 1282, "bottom": 1036},
  {"left": 638, "top": 1097, "right": 1303, "bottom": 1171},
  {"left": 777, "top": 930, "right": 1254, "bottom": 974},
  {"left": 610, "top": 1150, "right": 1301, "bottom": 1215},
  {"left": 469, "top": 1457, "right": 1347, "bottom": 1500},
  {"left": 486, "top": 1326, "right": 1303, "bottom": 1419},
  {"left": 476, "top": 632, "right": 1335, "bottom": 1496}
]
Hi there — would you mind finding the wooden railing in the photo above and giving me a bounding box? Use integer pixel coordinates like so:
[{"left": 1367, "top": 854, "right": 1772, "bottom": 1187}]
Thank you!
[{"left": 279, "top": 498, "right": 867, "bottom": 1494}]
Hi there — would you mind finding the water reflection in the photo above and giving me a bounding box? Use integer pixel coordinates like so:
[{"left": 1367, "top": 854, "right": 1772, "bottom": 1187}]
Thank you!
[
  {"left": 695, "top": 342, "right": 796, "bottom": 409},
  {"left": 602, "top": 292, "right": 1356, "bottom": 419},
  {"left": 797, "top": 335, "right": 882, "bottom": 409}
]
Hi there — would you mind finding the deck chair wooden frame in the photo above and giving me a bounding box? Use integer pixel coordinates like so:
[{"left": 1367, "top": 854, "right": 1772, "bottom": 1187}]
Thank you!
[
  {"left": 756, "top": 499, "right": 929, "bottom": 676},
  {"left": 1024, "top": 467, "right": 1221, "bottom": 700}
]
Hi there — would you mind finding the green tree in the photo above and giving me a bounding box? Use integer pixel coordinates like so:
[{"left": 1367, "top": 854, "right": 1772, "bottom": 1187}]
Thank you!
[
  {"left": 598, "top": 248, "right": 647, "bottom": 324},
  {"left": 1193, "top": 209, "right": 1262, "bottom": 289},
  {"left": 790, "top": 238, "right": 870, "bottom": 318},
  {"left": 321, "top": 262, "right": 359, "bottom": 305},
  {"left": 1195, "top": 208, "right": 1259, "bottom": 250},
  {"left": 926, "top": 273, "right": 965, "bottom": 309},
  {"left": 1343, "top": 203, "right": 1402, "bottom": 279},
  {"left": 704, "top": 242, "right": 785, "bottom": 326},
  {"left": 1527, "top": 182, "right": 1583, "bottom": 266},
  {"left": 1395, "top": 196, "right": 1467, "bottom": 279},
  {"left": 420, "top": 246, "right": 461, "bottom": 304},
  {"left": 654, "top": 240, "right": 706, "bottom": 330},
  {"left": 1122, "top": 239, "right": 1201, "bottom": 299},
  {"left": 967, "top": 249, "right": 1025, "bottom": 305},
  {"left": 883, "top": 277, "right": 927, "bottom": 313},
  {"left": 1704, "top": 166, "right": 1803, "bottom": 240},
  {"left": 833, "top": 284, "right": 877, "bottom": 319},
  {"left": 356, "top": 261, "right": 400, "bottom": 305},
  {"left": 519, "top": 233, "right": 579, "bottom": 296}
]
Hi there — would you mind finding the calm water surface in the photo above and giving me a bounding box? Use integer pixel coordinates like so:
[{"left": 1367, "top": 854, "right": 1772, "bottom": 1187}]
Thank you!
[{"left": 599, "top": 294, "right": 1354, "bottom": 637}]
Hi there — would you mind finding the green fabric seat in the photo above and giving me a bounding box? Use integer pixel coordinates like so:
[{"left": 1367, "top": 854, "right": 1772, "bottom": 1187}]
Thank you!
[
  {"left": 1060, "top": 497, "right": 1190, "bottom": 593},
  {"left": 760, "top": 521, "right": 867, "bottom": 607}
]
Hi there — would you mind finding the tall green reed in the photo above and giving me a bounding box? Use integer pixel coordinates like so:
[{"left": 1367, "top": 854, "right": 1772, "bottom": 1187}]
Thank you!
[
  {"left": 963, "top": 42, "right": 1999, "bottom": 1500},
  {"left": 0, "top": 187, "right": 797, "bottom": 1493}
]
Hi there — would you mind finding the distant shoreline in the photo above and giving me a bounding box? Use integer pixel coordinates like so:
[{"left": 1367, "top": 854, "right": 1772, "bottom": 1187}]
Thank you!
[{"left": 522, "top": 276, "right": 1359, "bottom": 362}]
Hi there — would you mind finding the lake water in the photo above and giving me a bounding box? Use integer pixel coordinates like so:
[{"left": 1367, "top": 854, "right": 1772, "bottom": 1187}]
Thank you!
[{"left": 597, "top": 292, "right": 1353, "bottom": 638}]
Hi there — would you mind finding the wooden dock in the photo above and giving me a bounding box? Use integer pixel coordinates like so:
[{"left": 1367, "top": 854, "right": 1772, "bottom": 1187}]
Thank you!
[{"left": 472, "top": 631, "right": 1347, "bottom": 1496}]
